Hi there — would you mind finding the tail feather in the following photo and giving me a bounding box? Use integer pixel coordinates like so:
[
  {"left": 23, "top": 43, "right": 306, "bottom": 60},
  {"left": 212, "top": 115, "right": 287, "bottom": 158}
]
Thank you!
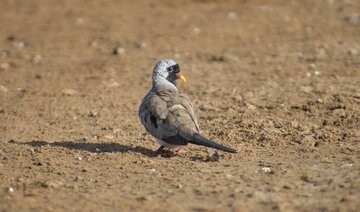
[{"left": 190, "top": 133, "right": 236, "bottom": 153}]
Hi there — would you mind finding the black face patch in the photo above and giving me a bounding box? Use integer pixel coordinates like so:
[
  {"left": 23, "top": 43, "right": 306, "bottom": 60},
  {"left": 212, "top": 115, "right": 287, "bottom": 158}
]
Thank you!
[{"left": 167, "top": 64, "right": 180, "bottom": 74}]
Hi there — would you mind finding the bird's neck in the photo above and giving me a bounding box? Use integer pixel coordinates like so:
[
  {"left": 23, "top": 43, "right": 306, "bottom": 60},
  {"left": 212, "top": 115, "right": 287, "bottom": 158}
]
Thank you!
[{"left": 152, "top": 75, "right": 178, "bottom": 92}]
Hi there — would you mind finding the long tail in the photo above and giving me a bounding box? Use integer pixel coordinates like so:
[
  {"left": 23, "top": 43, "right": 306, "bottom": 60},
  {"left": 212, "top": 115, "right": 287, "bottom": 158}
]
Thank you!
[{"left": 190, "top": 133, "right": 236, "bottom": 153}]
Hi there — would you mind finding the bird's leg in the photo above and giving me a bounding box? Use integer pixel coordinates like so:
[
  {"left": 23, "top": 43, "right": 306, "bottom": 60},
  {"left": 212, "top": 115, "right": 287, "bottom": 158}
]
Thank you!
[{"left": 155, "top": 146, "right": 165, "bottom": 154}]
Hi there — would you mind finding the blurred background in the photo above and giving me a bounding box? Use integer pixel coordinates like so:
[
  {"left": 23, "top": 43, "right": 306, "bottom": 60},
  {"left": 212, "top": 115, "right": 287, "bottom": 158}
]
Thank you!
[{"left": 0, "top": 0, "right": 359, "bottom": 211}]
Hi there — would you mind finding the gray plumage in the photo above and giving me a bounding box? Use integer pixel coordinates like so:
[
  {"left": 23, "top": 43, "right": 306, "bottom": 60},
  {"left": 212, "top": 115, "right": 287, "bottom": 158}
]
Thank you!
[{"left": 139, "top": 59, "right": 236, "bottom": 153}]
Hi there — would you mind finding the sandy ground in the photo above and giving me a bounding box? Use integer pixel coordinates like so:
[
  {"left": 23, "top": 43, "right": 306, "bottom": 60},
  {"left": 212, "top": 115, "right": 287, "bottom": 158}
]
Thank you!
[{"left": 0, "top": 0, "right": 360, "bottom": 211}]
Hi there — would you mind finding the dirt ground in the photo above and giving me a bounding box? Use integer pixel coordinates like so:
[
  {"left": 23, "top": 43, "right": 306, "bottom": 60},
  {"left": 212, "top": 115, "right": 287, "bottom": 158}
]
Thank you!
[{"left": 0, "top": 0, "right": 359, "bottom": 211}]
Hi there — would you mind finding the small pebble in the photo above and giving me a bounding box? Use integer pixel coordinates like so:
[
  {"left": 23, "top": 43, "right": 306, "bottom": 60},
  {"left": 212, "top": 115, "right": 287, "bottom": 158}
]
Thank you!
[
  {"left": 316, "top": 98, "right": 323, "bottom": 103},
  {"left": 76, "top": 17, "right": 84, "bottom": 25},
  {"left": 14, "top": 41, "right": 25, "bottom": 49},
  {"left": 261, "top": 167, "right": 272, "bottom": 173},
  {"left": 75, "top": 157, "right": 82, "bottom": 161},
  {"left": 0, "top": 50, "right": 10, "bottom": 58},
  {"left": 87, "top": 110, "right": 99, "bottom": 117},
  {"left": 228, "top": 12, "right": 238, "bottom": 20},
  {"left": 306, "top": 72, "right": 312, "bottom": 77},
  {"left": 8, "top": 187, "right": 14, "bottom": 192},
  {"left": 314, "top": 71, "right": 321, "bottom": 76},
  {"left": 62, "top": 88, "right": 77, "bottom": 96},
  {"left": 104, "top": 134, "right": 114, "bottom": 140},
  {"left": 16, "top": 88, "right": 27, "bottom": 93},
  {"left": 90, "top": 41, "right": 99, "bottom": 48},
  {"left": 206, "top": 151, "right": 220, "bottom": 162},
  {"left": 347, "top": 48, "right": 358, "bottom": 56},
  {"left": 0, "top": 85, "right": 8, "bottom": 93},
  {"left": 225, "top": 174, "right": 232, "bottom": 179},
  {"left": 0, "top": 62, "right": 10, "bottom": 70},
  {"left": 113, "top": 128, "right": 121, "bottom": 134},
  {"left": 316, "top": 48, "right": 327, "bottom": 59},
  {"left": 193, "top": 27, "right": 200, "bottom": 34},
  {"left": 113, "top": 47, "right": 125, "bottom": 55},
  {"left": 139, "top": 42, "right": 147, "bottom": 49},
  {"left": 345, "top": 14, "right": 359, "bottom": 24},
  {"left": 108, "top": 82, "right": 119, "bottom": 88},
  {"left": 33, "top": 54, "right": 42, "bottom": 64},
  {"left": 308, "top": 63, "right": 316, "bottom": 69},
  {"left": 301, "top": 86, "right": 313, "bottom": 93},
  {"left": 246, "top": 103, "right": 257, "bottom": 111}
]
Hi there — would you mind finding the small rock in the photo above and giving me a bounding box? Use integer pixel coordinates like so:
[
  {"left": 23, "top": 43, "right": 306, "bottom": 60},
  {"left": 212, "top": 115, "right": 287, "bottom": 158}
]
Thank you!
[
  {"left": 104, "top": 134, "right": 114, "bottom": 140},
  {"left": 316, "top": 98, "right": 323, "bottom": 103},
  {"left": 87, "top": 110, "right": 99, "bottom": 117},
  {"left": 301, "top": 135, "right": 316, "bottom": 146},
  {"left": 113, "top": 47, "right": 125, "bottom": 55},
  {"left": 301, "top": 86, "right": 313, "bottom": 93},
  {"left": 193, "top": 27, "right": 200, "bottom": 34},
  {"left": 345, "top": 14, "right": 359, "bottom": 24},
  {"left": 225, "top": 174, "right": 232, "bottom": 179},
  {"left": 8, "top": 139, "right": 16, "bottom": 143},
  {"left": 33, "top": 54, "right": 42, "bottom": 64},
  {"left": 261, "top": 167, "right": 272, "bottom": 173},
  {"left": 16, "top": 177, "right": 26, "bottom": 183},
  {"left": 0, "top": 62, "right": 10, "bottom": 70},
  {"left": 332, "top": 109, "right": 346, "bottom": 118},
  {"left": 306, "top": 72, "right": 312, "bottom": 77},
  {"left": 75, "top": 157, "right": 82, "bottom": 161},
  {"left": 113, "top": 128, "right": 121, "bottom": 134},
  {"left": 308, "top": 63, "right": 316, "bottom": 70},
  {"left": 8, "top": 187, "right": 14, "bottom": 192},
  {"left": 139, "top": 42, "right": 147, "bottom": 49},
  {"left": 177, "top": 184, "right": 183, "bottom": 189},
  {"left": 326, "top": 0, "right": 334, "bottom": 6},
  {"left": 0, "top": 85, "right": 8, "bottom": 93},
  {"left": 347, "top": 48, "right": 358, "bottom": 56},
  {"left": 62, "top": 88, "right": 77, "bottom": 96},
  {"left": 41, "top": 180, "right": 64, "bottom": 189},
  {"left": 314, "top": 71, "right": 321, "bottom": 76},
  {"left": 16, "top": 87, "right": 27, "bottom": 93},
  {"left": 228, "top": 12, "right": 238, "bottom": 20},
  {"left": 246, "top": 103, "right": 257, "bottom": 110},
  {"left": 108, "top": 82, "right": 119, "bottom": 88},
  {"left": 291, "top": 120, "right": 300, "bottom": 129},
  {"left": 0, "top": 50, "right": 10, "bottom": 58},
  {"left": 148, "top": 168, "right": 156, "bottom": 172},
  {"left": 76, "top": 17, "right": 84, "bottom": 25},
  {"left": 14, "top": 41, "right": 26, "bottom": 49},
  {"left": 341, "top": 163, "right": 353, "bottom": 168},
  {"left": 315, "top": 47, "right": 327, "bottom": 59},
  {"left": 206, "top": 151, "right": 220, "bottom": 162},
  {"left": 90, "top": 41, "right": 99, "bottom": 48}
]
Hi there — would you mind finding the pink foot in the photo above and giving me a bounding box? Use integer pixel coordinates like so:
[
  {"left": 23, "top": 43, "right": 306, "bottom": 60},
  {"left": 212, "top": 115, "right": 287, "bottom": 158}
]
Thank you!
[{"left": 175, "top": 147, "right": 186, "bottom": 153}]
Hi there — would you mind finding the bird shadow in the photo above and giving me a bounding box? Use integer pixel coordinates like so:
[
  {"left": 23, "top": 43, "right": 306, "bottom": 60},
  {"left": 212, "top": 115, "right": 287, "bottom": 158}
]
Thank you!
[{"left": 25, "top": 140, "right": 160, "bottom": 157}]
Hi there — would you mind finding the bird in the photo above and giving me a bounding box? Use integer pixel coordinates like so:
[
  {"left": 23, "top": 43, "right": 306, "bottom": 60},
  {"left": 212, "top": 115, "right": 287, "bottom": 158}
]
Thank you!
[{"left": 139, "top": 59, "right": 236, "bottom": 153}]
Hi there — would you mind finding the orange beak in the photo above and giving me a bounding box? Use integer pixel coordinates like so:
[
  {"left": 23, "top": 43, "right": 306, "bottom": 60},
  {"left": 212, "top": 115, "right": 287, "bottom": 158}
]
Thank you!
[{"left": 176, "top": 72, "right": 186, "bottom": 82}]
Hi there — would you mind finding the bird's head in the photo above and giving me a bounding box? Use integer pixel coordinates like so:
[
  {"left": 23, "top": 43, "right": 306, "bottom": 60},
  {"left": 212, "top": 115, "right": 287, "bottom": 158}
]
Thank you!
[{"left": 152, "top": 59, "right": 186, "bottom": 85}]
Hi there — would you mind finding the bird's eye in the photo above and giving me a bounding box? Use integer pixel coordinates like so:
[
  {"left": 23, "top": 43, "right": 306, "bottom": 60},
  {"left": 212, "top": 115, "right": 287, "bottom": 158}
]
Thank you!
[{"left": 167, "top": 67, "right": 173, "bottom": 72}]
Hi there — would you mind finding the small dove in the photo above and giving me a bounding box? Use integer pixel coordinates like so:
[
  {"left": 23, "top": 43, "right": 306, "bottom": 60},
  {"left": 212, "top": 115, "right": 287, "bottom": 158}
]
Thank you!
[{"left": 139, "top": 59, "right": 236, "bottom": 153}]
